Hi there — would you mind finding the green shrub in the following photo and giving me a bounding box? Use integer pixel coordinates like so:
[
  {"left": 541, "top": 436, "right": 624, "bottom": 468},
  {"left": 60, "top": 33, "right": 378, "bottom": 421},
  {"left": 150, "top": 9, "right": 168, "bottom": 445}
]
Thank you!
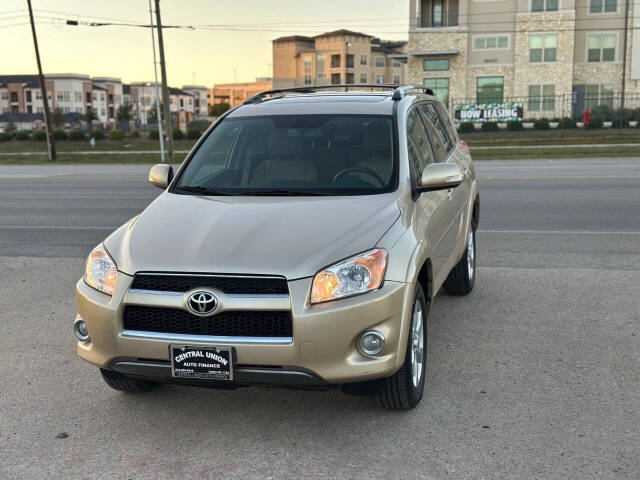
[
  {"left": 69, "top": 131, "right": 85, "bottom": 141},
  {"left": 187, "top": 128, "right": 202, "bottom": 140},
  {"left": 15, "top": 130, "right": 31, "bottom": 140},
  {"left": 0, "top": 132, "right": 11, "bottom": 142},
  {"left": 458, "top": 122, "right": 475, "bottom": 133},
  {"left": 481, "top": 122, "right": 499, "bottom": 132},
  {"left": 187, "top": 119, "right": 210, "bottom": 131},
  {"left": 90, "top": 129, "right": 105, "bottom": 140},
  {"left": 109, "top": 129, "right": 125, "bottom": 140},
  {"left": 588, "top": 118, "right": 603, "bottom": 129},
  {"left": 148, "top": 129, "right": 159, "bottom": 140},
  {"left": 506, "top": 121, "right": 523, "bottom": 131},
  {"left": 591, "top": 105, "right": 614, "bottom": 122},
  {"left": 558, "top": 117, "right": 576, "bottom": 129},
  {"left": 32, "top": 130, "right": 47, "bottom": 141},
  {"left": 172, "top": 128, "right": 184, "bottom": 140},
  {"left": 611, "top": 118, "right": 628, "bottom": 128},
  {"left": 533, "top": 118, "right": 550, "bottom": 130},
  {"left": 129, "top": 130, "right": 140, "bottom": 138},
  {"left": 53, "top": 130, "right": 67, "bottom": 140}
]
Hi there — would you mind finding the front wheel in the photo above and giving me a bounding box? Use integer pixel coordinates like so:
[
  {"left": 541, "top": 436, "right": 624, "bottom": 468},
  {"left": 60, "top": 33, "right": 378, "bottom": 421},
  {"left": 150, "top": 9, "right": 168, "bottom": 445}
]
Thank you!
[
  {"left": 379, "top": 284, "right": 427, "bottom": 411},
  {"left": 442, "top": 226, "right": 476, "bottom": 296}
]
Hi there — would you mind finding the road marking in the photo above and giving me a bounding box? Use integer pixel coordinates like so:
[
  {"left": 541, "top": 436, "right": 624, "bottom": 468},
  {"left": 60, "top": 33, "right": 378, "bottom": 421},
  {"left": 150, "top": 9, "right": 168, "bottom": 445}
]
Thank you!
[
  {"left": 0, "top": 225, "right": 114, "bottom": 230},
  {"left": 471, "top": 143, "right": 640, "bottom": 150},
  {"left": 479, "top": 230, "right": 640, "bottom": 235},
  {"left": 481, "top": 174, "right": 640, "bottom": 180}
]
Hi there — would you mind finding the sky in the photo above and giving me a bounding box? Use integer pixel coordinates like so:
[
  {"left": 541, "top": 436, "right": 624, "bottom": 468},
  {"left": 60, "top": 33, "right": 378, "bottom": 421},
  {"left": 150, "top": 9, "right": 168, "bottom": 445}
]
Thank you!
[{"left": 1, "top": 0, "right": 409, "bottom": 88}]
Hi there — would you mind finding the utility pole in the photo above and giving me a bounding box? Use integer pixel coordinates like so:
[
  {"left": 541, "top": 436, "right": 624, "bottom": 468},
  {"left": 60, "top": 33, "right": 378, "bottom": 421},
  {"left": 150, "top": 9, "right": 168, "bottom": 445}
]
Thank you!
[
  {"left": 27, "top": 0, "right": 56, "bottom": 161},
  {"left": 154, "top": 0, "right": 174, "bottom": 163},
  {"left": 148, "top": 0, "right": 165, "bottom": 163}
]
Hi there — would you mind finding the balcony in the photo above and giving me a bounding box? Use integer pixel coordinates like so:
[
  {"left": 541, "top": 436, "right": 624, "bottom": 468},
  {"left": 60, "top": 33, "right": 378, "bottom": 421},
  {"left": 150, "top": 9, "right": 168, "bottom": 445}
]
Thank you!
[{"left": 418, "top": 0, "right": 459, "bottom": 28}]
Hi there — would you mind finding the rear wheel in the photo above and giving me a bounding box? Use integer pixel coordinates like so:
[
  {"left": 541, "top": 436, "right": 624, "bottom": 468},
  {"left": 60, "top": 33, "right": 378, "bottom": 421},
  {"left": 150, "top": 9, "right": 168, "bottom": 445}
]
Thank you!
[
  {"left": 100, "top": 368, "right": 154, "bottom": 393},
  {"left": 379, "top": 284, "right": 427, "bottom": 411},
  {"left": 443, "top": 226, "right": 476, "bottom": 296}
]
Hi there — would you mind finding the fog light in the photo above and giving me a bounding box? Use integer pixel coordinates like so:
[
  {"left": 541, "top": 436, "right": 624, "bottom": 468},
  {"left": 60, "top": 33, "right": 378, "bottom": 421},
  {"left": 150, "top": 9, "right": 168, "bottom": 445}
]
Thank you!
[
  {"left": 358, "top": 331, "right": 385, "bottom": 356},
  {"left": 74, "top": 315, "right": 90, "bottom": 342}
]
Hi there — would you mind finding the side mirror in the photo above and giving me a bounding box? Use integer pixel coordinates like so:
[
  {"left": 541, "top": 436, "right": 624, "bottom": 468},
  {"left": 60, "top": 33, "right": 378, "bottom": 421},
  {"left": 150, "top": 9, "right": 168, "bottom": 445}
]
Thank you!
[
  {"left": 148, "top": 164, "right": 173, "bottom": 189},
  {"left": 418, "top": 163, "right": 463, "bottom": 192}
]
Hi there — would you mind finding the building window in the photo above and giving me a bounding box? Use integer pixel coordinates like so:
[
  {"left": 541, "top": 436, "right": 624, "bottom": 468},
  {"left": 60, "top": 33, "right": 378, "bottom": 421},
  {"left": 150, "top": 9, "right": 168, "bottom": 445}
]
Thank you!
[
  {"left": 587, "top": 33, "right": 616, "bottom": 62},
  {"left": 531, "top": 0, "right": 558, "bottom": 12},
  {"left": 393, "top": 60, "right": 402, "bottom": 68},
  {"left": 10, "top": 92, "right": 18, "bottom": 102},
  {"left": 346, "top": 73, "right": 355, "bottom": 84},
  {"left": 316, "top": 54, "right": 325, "bottom": 78},
  {"left": 394, "top": 75, "right": 401, "bottom": 84},
  {"left": 376, "top": 75, "right": 385, "bottom": 84},
  {"left": 35, "top": 91, "right": 42, "bottom": 100},
  {"left": 586, "top": 84, "right": 614, "bottom": 109},
  {"left": 331, "top": 55, "right": 341, "bottom": 68},
  {"left": 26, "top": 91, "right": 32, "bottom": 102},
  {"left": 304, "top": 57, "right": 313, "bottom": 84},
  {"left": 423, "top": 59, "right": 450, "bottom": 71},
  {"left": 331, "top": 73, "right": 341, "bottom": 84},
  {"left": 360, "top": 73, "right": 367, "bottom": 83},
  {"left": 346, "top": 54, "right": 354, "bottom": 68},
  {"left": 2, "top": 91, "right": 9, "bottom": 100},
  {"left": 27, "top": 105, "right": 32, "bottom": 113},
  {"left": 424, "top": 78, "right": 450, "bottom": 105},
  {"left": 360, "top": 54, "right": 368, "bottom": 65},
  {"left": 86, "top": 92, "right": 92, "bottom": 103},
  {"left": 476, "top": 76, "right": 504, "bottom": 103},
  {"left": 528, "top": 84, "right": 555, "bottom": 112},
  {"left": 75, "top": 92, "right": 82, "bottom": 102},
  {"left": 589, "top": 0, "right": 616, "bottom": 12},
  {"left": 530, "top": 34, "right": 557, "bottom": 62},
  {"left": 375, "top": 56, "right": 385, "bottom": 68},
  {"left": 473, "top": 35, "right": 510, "bottom": 50},
  {"left": 57, "top": 93, "right": 64, "bottom": 102}
]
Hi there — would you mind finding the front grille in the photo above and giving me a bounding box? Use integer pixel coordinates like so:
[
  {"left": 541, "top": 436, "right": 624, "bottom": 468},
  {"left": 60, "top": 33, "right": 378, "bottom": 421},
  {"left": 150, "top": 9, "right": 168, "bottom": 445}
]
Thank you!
[
  {"left": 130, "top": 274, "right": 288, "bottom": 295},
  {"left": 123, "top": 306, "right": 292, "bottom": 338}
]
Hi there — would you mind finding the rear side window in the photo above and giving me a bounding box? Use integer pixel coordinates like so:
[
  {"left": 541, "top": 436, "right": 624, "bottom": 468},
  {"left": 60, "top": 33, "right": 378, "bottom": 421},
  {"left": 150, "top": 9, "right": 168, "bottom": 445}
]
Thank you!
[
  {"left": 434, "top": 103, "right": 458, "bottom": 146},
  {"left": 419, "top": 103, "right": 452, "bottom": 162},
  {"left": 406, "top": 109, "right": 434, "bottom": 179}
]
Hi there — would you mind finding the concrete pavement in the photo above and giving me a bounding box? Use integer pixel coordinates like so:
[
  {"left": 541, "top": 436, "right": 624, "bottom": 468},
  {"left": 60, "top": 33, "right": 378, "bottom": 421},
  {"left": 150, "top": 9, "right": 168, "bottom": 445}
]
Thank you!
[{"left": 0, "top": 159, "right": 639, "bottom": 479}]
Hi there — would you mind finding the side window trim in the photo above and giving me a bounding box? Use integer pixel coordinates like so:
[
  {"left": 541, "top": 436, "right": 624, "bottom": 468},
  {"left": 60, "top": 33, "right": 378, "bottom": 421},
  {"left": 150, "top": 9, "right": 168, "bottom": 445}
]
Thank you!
[{"left": 406, "top": 105, "right": 437, "bottom": 186}]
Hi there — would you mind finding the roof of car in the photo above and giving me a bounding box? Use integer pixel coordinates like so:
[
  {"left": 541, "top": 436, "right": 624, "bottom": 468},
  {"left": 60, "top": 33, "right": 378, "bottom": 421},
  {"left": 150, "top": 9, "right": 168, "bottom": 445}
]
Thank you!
[{"left": 227, "top": 86, "right": 435, "bottom": 117}]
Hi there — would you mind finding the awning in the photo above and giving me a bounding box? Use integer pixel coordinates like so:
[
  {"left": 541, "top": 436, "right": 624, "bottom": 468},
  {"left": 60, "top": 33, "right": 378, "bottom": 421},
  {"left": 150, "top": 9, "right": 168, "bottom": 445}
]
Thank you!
[{"left": 410, "top": 50, "right": 459, "bottom": 56}]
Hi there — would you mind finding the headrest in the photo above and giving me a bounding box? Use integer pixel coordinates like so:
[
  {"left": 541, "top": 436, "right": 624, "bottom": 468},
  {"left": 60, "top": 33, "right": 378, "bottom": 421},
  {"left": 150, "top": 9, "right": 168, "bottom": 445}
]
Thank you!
[
  {"left": 268, "top": 130, "right": 301, "bottom": 157},
  {"left": 363, "top": 121, "right": 391, "bottom": 153}
]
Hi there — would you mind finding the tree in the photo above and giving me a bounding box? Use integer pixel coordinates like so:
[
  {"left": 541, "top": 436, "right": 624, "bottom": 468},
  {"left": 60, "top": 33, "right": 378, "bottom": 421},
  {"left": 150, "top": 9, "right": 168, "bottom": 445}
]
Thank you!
[
  {"left": 5, "top": 121, "right": 16, "bottom": 134},
  {"left": 85, "top": 108, "right": 97, "bottom": 124},
  {"left": 52, "top": 108, "right": 64, "bottom": 128},
  {"left": 116, "top": 102, "right": 133, "bottom": 121},
  {"left": 147, "top": 101, "right": 163, "bottom": 123},
  {"left": 209, "top": 102, "right": 230, "bottom": 116}
]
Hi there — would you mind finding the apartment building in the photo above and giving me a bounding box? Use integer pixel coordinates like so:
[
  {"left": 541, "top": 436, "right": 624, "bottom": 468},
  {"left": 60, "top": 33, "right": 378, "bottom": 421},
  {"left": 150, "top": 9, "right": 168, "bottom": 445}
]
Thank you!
[
  {"left": 273, "top": 30, "right": 408, "bottom": 89},
  {"left": 408, "top": 0, "right": 640, "bottom": 118},
  {"left": 208, "top": 78, "right": 273, "bottom": 108},
  {"left": 129, "top": 82, "right": 194, "bottom": 129},
  {"left": 182, "top": 85, "right": 209, "bottom": 116}
]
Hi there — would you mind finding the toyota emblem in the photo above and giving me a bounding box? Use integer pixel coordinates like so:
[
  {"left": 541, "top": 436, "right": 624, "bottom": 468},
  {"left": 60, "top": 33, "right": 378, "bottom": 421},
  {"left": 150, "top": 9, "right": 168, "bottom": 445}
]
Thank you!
[{"left": 186, "top": 291, "right": 218, "bottom": 316}]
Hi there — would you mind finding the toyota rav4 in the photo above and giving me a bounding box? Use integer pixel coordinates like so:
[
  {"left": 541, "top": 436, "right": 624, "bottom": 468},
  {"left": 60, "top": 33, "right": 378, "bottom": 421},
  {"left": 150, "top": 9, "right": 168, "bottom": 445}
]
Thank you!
[{"left": 76, "top": 85, "right": 479, "bottom": 410}]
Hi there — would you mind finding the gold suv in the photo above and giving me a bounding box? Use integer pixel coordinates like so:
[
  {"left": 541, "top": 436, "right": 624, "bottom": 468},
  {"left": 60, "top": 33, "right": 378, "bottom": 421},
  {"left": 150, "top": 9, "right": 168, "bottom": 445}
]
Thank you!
[{"left": 76, "top": 85, "right": 479, "bottom": 410}]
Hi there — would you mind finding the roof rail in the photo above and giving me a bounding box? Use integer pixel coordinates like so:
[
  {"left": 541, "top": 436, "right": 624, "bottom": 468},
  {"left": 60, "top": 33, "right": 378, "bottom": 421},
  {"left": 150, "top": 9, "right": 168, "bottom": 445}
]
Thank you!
[
  {"left": 243, "top": 84, "right": 411, "bottom": 105},
  {"left": 391, "top": 85, "right": 434, "bottom": 100}
]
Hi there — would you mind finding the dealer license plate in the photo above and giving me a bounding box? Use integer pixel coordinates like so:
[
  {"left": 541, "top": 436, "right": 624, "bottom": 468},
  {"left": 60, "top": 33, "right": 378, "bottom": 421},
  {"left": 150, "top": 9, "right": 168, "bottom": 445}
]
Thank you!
[{"left": 170, "top": 345, "right": 233, "bottom": 381}]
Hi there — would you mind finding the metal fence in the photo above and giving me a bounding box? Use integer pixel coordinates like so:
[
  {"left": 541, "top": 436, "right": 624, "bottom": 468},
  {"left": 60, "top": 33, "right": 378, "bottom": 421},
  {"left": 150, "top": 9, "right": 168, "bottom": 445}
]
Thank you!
[{"left": 447, "top": 93, "right": 640, "bottom": 123}]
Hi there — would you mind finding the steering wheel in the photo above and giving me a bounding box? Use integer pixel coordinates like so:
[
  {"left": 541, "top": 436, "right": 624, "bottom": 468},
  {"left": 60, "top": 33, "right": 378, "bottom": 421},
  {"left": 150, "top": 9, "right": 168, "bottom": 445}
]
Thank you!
[{"left": 332, "top": 167, "right": 386, "bottom": 186}]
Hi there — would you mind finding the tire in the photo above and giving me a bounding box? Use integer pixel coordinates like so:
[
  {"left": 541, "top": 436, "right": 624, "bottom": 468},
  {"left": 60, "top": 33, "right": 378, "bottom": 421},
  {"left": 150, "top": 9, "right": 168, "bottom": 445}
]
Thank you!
[
  {"left": 379, "top": 283, "right": 427, "bottom": 411},
  {"left": 100, "top": 368, "right": 154, "bottom": 393},
  {"left": 442, "top": 226, "right": 476, "bottom": 296}
]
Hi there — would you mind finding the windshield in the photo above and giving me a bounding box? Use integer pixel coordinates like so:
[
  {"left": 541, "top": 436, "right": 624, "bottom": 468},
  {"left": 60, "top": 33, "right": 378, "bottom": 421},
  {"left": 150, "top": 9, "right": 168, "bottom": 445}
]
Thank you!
[{"left": 173, "top": 114, "right": 396, "bottom": 196}]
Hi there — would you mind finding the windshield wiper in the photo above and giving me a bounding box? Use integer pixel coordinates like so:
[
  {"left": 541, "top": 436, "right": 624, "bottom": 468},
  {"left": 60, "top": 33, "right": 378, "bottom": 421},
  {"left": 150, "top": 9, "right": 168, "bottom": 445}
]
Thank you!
[{"left": 173, "top": 185, "right": 235, "bottom": 196}]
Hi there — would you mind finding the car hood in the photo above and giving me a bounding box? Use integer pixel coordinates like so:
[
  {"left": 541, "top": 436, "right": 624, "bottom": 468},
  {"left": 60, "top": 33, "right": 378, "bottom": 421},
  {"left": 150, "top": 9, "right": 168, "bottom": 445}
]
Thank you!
[{"left": 105, "top": 191, "right": 400, "bottom": 280}]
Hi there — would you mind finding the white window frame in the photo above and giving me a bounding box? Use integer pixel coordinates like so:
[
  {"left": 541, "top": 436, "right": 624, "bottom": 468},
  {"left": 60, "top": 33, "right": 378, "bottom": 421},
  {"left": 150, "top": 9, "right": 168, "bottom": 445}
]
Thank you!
[
  {"left": 360, "top": 72, "right": 367, "bottom": 83},
  {"left": 529, "top": 33, "right": 558, "bottom": 63},
  {"left": 529, "top": 0, "right": 560, "bottom": 12},
  {"left": 528, "top": 84, "right": 555, "bottom": 112},
  {"left": 585, "top": 31, "right": 618, "bottom": 62},
  {"left": 472, "top": 34, "right": 511, "bottom": 51},
  {"left": 587, "top": 0, "right": 618, "bottom": 14},
  {"left": 360, "top": 54, "right": 368, "bottom": 66},
  {"left": 375, "top": 74, "right": 385, "bottom": 84},
  {"left": 375, "top": 56, "right": 385, "bottom": 68}
]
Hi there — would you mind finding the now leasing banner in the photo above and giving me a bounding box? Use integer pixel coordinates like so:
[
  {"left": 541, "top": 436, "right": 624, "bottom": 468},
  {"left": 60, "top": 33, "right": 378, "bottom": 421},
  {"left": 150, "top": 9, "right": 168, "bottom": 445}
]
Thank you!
[{"left": 454, "top": 102, "right": 524, "bottom": 123}]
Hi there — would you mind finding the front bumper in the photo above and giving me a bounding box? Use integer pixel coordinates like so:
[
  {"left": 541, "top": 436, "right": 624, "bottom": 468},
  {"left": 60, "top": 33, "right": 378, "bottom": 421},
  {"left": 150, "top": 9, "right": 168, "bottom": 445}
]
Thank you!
[{"left": 76, "top": 274, "right": 413, "bottom": 385}]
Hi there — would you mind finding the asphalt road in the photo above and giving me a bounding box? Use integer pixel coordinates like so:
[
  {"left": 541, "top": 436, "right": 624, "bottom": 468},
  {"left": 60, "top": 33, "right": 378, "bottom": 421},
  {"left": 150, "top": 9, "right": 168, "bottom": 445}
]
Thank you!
[{"left": 0, "top": 159, "right": 639, "bottom": 479}]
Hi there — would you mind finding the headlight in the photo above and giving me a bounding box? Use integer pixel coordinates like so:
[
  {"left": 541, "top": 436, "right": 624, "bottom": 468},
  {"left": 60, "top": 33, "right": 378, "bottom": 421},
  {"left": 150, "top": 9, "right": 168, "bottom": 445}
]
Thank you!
[
  {"left": 84, "top": 243, "right": 118, "bottom": 296},
  {"left": 310, "top": 249, "right": 387, "bottom": 304}
]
